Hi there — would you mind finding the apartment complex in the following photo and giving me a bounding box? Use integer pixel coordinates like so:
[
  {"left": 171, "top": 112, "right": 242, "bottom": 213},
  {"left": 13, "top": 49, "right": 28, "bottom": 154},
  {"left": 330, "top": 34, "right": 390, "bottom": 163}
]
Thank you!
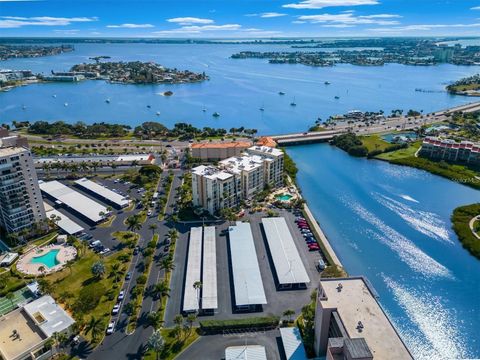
[
  {"left": 314, "top": 277, "right": 413, "bottom": 360},
  {"left": 419, "top": 136, "right": 480, "bottom": 165},
  {"left": 192, "top": 146, "right": 284, "bottom": 214},
  {"left": 0, "top": 129, "right": 46, "bottom": 234},
  {"left": 190, "top": 141, "right": 251, "bottom": 160}
]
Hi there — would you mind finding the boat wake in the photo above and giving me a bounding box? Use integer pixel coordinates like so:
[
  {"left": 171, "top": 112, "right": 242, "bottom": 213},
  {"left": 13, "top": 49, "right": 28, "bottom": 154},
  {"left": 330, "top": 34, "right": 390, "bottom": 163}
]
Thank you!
[
  {"left": 383, "top": 276, "right": 471, "bottom": 360},
  {"left": 374, "top": 193, "right": 452, "bottom": 244},
  {"left": 399, "top": 194, "right": 419, "bottom": 203},
  {"left": 346, "top": 198, "right": 452, "bottom": 278}
]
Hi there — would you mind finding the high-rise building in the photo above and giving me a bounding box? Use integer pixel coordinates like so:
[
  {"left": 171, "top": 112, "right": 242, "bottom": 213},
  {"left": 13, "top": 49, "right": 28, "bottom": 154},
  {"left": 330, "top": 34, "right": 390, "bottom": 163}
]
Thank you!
[
  {"left": 191, "top": 146, "right": 284, "bottom": 214},
  {"left": 0, "top": 129, "right": 46, "bottom": 234}
]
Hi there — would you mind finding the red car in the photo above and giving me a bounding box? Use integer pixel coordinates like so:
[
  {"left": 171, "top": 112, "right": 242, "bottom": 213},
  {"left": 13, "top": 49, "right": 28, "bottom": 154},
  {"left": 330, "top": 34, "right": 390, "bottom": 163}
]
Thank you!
[
  {"left": 297, "top": 222, "right": 308, "bottom": 226},
  {"left": 308, "top": 244, "right": 320, "bottom": 249}
]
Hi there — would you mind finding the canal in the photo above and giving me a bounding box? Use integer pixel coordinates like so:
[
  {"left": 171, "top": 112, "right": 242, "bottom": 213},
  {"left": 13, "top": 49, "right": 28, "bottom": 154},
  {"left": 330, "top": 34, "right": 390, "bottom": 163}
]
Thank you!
[{"left": 287, "top": 143, "right": 480, "bottom": 360}]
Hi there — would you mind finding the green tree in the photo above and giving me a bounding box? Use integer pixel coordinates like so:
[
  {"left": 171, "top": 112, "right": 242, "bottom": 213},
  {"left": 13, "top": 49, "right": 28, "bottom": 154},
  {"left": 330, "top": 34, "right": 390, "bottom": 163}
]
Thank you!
[
  {"left": 126, "top": 214, "right": 142, "bottom": 232},
  {"left": 147, "top": 330, "right": 165, "bottom": 360},
  {"left": 91, "top": 261, "right": 106, "bottom": 279},
  {"left": 85, "top": 316, "right": 103, "bottom": 342},
  {"left": 283, "top": 309, "right": 295, "bottom": 323},
  {"left": 147, "top": 311, "right": 163, "bottom": 330},
  {"left": 152, "top": 280, "right": 170, "bottom": 301},
  {"left": 149, "top": 223, "right": 158, "bottom": 236}
]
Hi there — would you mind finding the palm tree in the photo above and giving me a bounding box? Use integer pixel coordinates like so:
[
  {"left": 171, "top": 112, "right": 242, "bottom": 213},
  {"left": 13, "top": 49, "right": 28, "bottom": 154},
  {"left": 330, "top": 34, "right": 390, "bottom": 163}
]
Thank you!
[
  {"left": 160, "top": 258, "right": 175, "bottom": 272},
  {"left": 152, "top": 280, "right": 170, "bottom": 301},
  {"left": 167, "top": 229, "right": 178, "bottom": 242},
  {"left": 147, "top": 311, "right": 163, "bottom": 330},
  {"left": 193, "top": 281, "right": 202, "bottom": 310},
  {"left": 126, "top": 215, "right": 142, "bottom": 232},
  {"left": 110, "top": 262, "right": 123, "bottom": 282},
  {"left": 85, "top": 316, "right": 103, "bottom": 342},
  {"left": 91, "top": 261, "right": 106, "bottom": 279},
  {"left": 149, "top": 223, "right": 158, "bottom": 236},
  {"left": 186, "top": 313, "right": 197, "bottom": 336},
  {"left": 147, "top": 330, "right": 164, "bottom": 360}
]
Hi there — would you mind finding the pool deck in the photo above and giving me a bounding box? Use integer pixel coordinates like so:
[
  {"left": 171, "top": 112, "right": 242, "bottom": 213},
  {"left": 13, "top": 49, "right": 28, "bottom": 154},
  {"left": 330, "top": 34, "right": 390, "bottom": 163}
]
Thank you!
[{"left": 16, "top": 244, "right": 77, "bottom": 276}]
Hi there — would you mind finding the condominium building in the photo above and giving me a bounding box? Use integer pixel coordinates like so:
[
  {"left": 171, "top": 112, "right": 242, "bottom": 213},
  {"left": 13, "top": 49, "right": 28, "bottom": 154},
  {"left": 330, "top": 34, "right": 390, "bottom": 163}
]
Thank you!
[
  {"left": 191, "top": 146, "right": 284, "bottom": 214},
  {"left": 314, "top": 277, "right": 413, "bottom": 360},
  {"left": 0, "top": 131, "right": 46, "bottom": 234},
  {"left": 419, "top": 136, "right": 480, "bottom": 165},
  {"left": 190, "top": 141, "right": 251, "bottom": 160}
]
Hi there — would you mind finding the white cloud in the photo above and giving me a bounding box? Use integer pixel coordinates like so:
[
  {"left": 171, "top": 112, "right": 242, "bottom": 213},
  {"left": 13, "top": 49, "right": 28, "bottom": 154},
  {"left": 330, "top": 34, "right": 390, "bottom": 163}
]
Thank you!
[
  {"left": 53, "top": 29, "right": 79, "bottom": 34},
  {"left": 297, "top": 13, "right": 400, "bottom": 26},
  {"left": 0, "top": 16, "right": 97, "bottom": 28},
  {"left": 247, "top": 12, "right": 287, "bottom": 18},
  {"left": 107, "top": 23, "right": 154, "bottom": 28},
  {"left": 283, "top": 0, "right": 379, "bottom": 10},
  {"left": 368, "top": 23, "right": 480, "bottom": 33},
  {"left": 166, "top": 17, "right": 214, "bottom": 25},
  {"left": 471, "top": 6, "right": 480, "bottom": 10},
  {"left": 153, "top": 24, "right": 241, "bottom": 35}
]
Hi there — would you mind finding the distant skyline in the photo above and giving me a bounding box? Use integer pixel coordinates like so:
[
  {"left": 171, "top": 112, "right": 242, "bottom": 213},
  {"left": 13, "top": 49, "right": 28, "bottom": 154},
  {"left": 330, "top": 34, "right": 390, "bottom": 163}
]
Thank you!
[{"left": 1, "top": 0, "right": 480, "bottom": 38}]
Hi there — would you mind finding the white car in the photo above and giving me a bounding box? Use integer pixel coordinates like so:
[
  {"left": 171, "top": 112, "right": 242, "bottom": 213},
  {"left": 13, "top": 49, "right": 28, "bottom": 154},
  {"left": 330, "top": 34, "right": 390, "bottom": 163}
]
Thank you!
[
  {"left": 118, "top": 290, "right": 125, "bottom": 302},
  {"left": 147, "top": 210, "right": 152, "bottom": 216},
  {"left": 100, "top": 248, "right": 111, "bottom": 255},
  {"left": 106, "top": 321, "right": 115, "bottom": 334},
  {"left": 112, "top": 303, "right": 120, "bottom": 315}
]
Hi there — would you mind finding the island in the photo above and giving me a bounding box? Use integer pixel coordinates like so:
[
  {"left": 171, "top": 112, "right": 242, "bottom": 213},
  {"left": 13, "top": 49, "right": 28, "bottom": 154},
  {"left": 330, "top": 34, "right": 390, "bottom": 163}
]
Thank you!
[
  {"left": 70, "top": 61, "right": 208, "bottom": 84},
  {"left": 0, "top": 44, "right": 73, "bottom": 61},
  {"left": 231, "top": 39, "right": 480, "bottom": 67},
  {"left": 447, "top": 74, "right": 480, "bottom": 96}
]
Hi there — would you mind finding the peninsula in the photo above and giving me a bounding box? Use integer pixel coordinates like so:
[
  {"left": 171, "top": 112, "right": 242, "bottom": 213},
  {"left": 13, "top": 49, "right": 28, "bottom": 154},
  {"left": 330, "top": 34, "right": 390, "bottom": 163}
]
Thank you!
[
  {"left": 447, "top": 74, "right": 480, "bottom": 96},
  {"left": 0, "top": 44, "right": 73, "bottom": 61},
  {"left": 70, "top": 61, "right": 208, "bottom": 84}
]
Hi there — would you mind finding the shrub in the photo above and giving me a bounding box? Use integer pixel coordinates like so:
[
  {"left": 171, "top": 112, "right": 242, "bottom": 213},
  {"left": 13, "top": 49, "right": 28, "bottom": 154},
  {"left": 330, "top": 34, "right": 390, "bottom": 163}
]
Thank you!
[
  {"left": 199, "top": 316, "right": 280, "bottom": 334},
  {"left": 451, "top": 203, "right": 480, "bottom": 259}
]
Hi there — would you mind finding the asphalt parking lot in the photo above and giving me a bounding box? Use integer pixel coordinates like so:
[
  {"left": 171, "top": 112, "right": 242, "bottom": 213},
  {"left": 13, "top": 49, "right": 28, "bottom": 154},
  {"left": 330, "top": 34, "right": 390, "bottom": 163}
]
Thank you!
[
  {"left": 164, "top": 208, "right": 324, "bottom": 326},
  {"left": 176, "top": 329, "right": 284, "bottom": 360}
]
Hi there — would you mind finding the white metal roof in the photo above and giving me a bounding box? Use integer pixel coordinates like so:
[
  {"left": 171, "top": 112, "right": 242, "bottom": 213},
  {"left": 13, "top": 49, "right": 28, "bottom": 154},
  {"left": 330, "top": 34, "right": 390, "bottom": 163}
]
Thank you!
[
  {"left": 39, "top": 180, "right": 107, "bottom": 223},
  {"left": 225, "top": 345, "right": 267, "bottom": 360},
  {"left": 45, "top": 207, "right": 84, "bottom": 235},
  {"left": 228, "top": 222, "right": 267, "bottom": 306},
  {"left": 183, "top": 227, "right": 202, "bottom": 312},
  {"left": 261, "top": 218, "right": 310, "bottom": 285},
  {"left": 74, "top": 177, "right": 129, "bottom": 208},
  {"left": 202, "top": 226, "right": 217, "bottom": 310},
  {"left": 23, "top": 295, "right": 75, "bottom": 338},
  {"left": 280, "top": 327, "right": 308, "bottom": 360}
]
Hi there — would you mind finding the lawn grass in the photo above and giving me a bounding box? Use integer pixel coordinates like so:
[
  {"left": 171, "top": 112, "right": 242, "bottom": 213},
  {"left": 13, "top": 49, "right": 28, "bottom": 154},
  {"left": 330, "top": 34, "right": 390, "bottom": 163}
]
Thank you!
[
  {"left": 375, "top": 141, "right": 421, "bottom": 160},
  {"left": 98, "top": 215, "right": 116, "bottom": 228},
  {"left": 47, "top": 248, "right": 133, "bottom": 343},
  {"left": 451, "top": 204, "right": 480, "bottom": 259},
  {"left": 112, "top": 231, "right": 140, "bottom": 244},
  {"left": 143, "top": 328, "right": 200, "bottom": 360},
  {"left": 359, "top": 134, "right": 391, "bottom": 152}
]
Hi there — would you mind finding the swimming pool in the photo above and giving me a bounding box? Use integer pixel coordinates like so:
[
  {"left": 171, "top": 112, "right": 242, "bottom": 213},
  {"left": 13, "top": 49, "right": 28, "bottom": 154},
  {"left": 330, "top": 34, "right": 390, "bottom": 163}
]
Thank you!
[
  {"left": 30, "top": 249, "right": 60, "bottom": 268},
  {"left": 276, "top": 193, "right": 293, "bottom": 201}
]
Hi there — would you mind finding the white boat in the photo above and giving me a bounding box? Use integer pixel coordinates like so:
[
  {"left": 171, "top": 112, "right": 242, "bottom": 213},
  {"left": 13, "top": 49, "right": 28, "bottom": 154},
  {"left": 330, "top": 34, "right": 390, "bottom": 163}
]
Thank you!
[
  {"left": 105, "top": 98, "right": 110, "bottom": 103},
  {"left": 52, "top": 94, "right": 57, "bottom": 98},
  {"left": 64, "top": 102, "right": 69, "bottom": 107},
  {"left": 156, "top": 111, "right": 160, "bottom": 116},
  {"left": 290, "top": 97, "right": 297, "bottom": 106}
]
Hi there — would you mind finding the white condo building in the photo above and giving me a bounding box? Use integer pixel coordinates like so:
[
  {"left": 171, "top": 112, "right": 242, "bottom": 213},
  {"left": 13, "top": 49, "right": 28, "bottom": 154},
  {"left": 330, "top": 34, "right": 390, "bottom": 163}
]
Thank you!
[
  {"left": 192, "top": 146, "right": 284, "bottom": 214},
  {"left": 0, "top": 146, "right": 46, "bottom": 234}
]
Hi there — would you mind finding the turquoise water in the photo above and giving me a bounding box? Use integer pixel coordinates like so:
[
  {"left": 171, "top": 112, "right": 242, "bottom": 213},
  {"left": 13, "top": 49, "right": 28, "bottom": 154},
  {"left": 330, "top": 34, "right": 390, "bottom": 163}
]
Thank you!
[
  {"left": 381, "top": 132, "right": 418, "bottom": 143},
  {"left": 288, "top": 144, "right": 480, "bottom": 360},
  {"left": 30, "top": 249, "right": 60, "bottom": 268},
  {"left": 276, "top": 194, "right": 293, "bottom": 201},
  {"left": 1, "top": 43, "right": 478, "bottom": 134}
]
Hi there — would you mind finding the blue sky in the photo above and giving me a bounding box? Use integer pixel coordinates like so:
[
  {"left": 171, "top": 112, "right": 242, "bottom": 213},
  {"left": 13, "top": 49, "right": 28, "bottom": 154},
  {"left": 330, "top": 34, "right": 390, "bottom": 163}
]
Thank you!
[{"left": 1, "top": 0, "right": 480, "bottom": 38}]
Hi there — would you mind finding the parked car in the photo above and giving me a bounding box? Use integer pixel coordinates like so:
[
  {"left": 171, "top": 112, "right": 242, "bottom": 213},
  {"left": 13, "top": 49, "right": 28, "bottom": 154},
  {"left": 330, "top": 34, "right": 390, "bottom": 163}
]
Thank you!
[
  {"left": 106, "top": 321, "right": 115, "bottom": 334},
  {"left": 112, "top": 303, "right": 120, "bottom": 315},
  {"left": 308, "top": 244, "right": 320, "bottom": 250},
  {"left": 118, "top": 290, "right": 125, "bottom": 301},
  {"left": 164, "top": 246, "right": 170, "bottom": 253},
  {"left": 125, "top": 272, "right": 132, "bottom": 281},
  {"left": 298, "top": 224, "right": 310, "bottom": 229},
  {"left": 308, "top": 247, "right": 320, "bottom": 252},
  {"left": 147, "top": 210, "right": 153, "bottom": 216},
  {"left": 133, "top": 247, "right": 139, "bottom": 255},
  {"left": 100, "top": 248, "right": 110, "bottom": 255},
  {"left": 317, "top": 259, "right": 326, "bottom": 271}
]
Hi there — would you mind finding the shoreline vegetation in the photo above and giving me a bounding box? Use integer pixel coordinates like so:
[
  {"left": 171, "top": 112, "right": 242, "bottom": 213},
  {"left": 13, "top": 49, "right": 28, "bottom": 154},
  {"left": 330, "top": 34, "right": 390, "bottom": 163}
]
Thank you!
[
  {"left": 331, "top": 133, "right": 480, "bottom": 191},
  {"left": 447, "top": 74, "right": 480, "bottom": 97},
  {"left": 0, "top": 44, "right": 74, "bottom": 61},
  {"left": 451, "top": 204, "right": 480, "bottom": 259}
]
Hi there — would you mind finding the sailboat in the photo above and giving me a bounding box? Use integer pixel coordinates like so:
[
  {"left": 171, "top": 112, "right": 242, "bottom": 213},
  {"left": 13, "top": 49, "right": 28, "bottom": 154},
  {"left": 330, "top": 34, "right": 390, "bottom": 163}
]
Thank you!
[
  {"left": 156, "top": 111, "right": 160, "bottom": 116},
  {"left": 259, "top": 103, "right": 265, "bottom": 111},
  {"left": 105, "top": 98, "right": 111, "bottom": 103},
  {"left": 324, "top": 81, "right": 331, "bottom": 85},
  {"left": 212, "top": 112, "right": 220, "bottom": 117},
  {"left": 52, "top": 94, "right": 57, "bottom": 98},
  {"left": 290, "top": 97, "right": 297, "bottom": 106},
  {"left": 278, "top": 91, "right": 285, "bottom": 95},
  {"left": 64, "top": 102, "right": 69, "bottom": 107},
  {"left": 202, "top": 104, "right": 207, "bottom": 112}
]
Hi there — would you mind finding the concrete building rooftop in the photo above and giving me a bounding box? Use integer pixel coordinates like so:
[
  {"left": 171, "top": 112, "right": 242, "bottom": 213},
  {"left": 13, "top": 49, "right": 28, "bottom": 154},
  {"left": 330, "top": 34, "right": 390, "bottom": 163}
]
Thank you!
[
  {"left": 248, "top": 145, "right": 283, "bottom": 157},
  {"left": 0, "top": 146, "right": 26, "bottom": 157},
  {"left": 192, "top": 165, "right": 233, "bottom": 181},
  {"left": 220, "top": 155, "right": 263, "bottom": 174},
  {"left": 191, "top": 141, "right": 251, "bottom": 149},
  {"left": 225, "top": 345, "right": 267, "bottom": 360},
  {"left": 319, "top": 278, "right": 412, "bottom": 360},
  {"left": 0, "top": 309, "right": 46, "bottom": 360}
]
